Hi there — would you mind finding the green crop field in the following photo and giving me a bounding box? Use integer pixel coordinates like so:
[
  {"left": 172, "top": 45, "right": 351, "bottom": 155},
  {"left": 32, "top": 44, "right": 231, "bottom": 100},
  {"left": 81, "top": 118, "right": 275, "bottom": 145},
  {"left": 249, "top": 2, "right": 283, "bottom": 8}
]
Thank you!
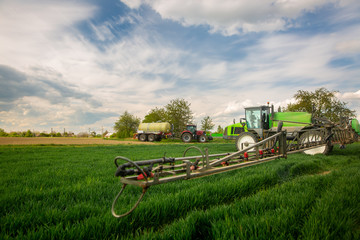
[{"left": 1, "top": 142, "right": 360, "bottom": 239}]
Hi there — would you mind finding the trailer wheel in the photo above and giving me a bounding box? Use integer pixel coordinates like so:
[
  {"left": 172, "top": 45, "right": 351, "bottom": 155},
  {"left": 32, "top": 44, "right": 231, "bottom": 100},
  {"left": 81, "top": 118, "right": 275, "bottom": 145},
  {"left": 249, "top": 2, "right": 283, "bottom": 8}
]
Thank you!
[
  {"left": 235, "top": 132, "right": 257, "bottom": 151},
  {"left": 198, "top": 135, "right": 207, "bottom": 143},
  {"left": 182, "top": 132, "right": 192, "bottom": 143},
  {"left": 139, "top": 134, "right": 147, "bottom": 142},
  {"left": 148, "top": 134, "right": 155, "bottom": 142},
  {"left": 299, "top": 131, "right": 332, "bottom": 155}
]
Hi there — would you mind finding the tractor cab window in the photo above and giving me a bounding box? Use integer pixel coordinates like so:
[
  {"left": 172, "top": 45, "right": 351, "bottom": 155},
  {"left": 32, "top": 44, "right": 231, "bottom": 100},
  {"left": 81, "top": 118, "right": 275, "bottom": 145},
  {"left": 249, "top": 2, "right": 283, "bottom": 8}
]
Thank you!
[
  {"left": 246, "top": 109, "right": 261, "bottom": 129},
  {"left": 187, "top": 125, "right": 196, "bottom": 134}
]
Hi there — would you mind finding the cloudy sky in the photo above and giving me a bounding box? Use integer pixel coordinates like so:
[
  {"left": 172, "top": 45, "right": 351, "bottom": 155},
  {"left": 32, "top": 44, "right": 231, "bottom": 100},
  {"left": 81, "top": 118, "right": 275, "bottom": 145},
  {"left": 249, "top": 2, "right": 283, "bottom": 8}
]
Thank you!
[{"left": 1, "top": 0, "right": 359, "bottom": 134}]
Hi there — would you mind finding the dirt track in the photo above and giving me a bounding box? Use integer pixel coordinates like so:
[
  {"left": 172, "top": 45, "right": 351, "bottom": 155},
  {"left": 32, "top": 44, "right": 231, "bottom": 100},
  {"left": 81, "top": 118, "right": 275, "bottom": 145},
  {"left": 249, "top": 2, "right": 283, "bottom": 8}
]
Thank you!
[{"left": 0, "top": 137, "right": 155, "bottom": 145}]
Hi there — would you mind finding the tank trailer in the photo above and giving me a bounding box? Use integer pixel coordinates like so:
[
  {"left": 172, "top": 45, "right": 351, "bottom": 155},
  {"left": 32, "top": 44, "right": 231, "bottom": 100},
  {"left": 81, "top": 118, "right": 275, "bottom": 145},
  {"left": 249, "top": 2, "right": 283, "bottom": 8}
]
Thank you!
[
  {"left": 136, "top": 122, "right": 213, "bottom": 143},
  {"left": 135, "top": 122, "right": 173, "bottom": 142}
]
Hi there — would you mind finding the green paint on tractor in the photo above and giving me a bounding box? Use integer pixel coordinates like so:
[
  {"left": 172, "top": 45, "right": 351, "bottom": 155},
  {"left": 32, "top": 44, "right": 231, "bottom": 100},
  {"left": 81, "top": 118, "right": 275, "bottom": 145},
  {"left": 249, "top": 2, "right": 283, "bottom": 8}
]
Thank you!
[
  {"left": 270, "top": 112, "right": 312, "bottom": 127},
  {"left": 223, "top": 105, "right": 359, "bottom": 140},
  {"left": 351, "top": 118, "right": 360, "bottom": 134}
]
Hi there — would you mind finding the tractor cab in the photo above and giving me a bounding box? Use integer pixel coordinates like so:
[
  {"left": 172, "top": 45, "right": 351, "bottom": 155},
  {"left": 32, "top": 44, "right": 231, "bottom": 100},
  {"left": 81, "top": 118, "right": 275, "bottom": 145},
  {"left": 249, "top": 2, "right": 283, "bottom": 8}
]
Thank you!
[
  {"left": 245, "top": 106, "right": 271, "bottom": 138},
  {"left": 186, "top": 125, "right": 197, "bottom": 134}
]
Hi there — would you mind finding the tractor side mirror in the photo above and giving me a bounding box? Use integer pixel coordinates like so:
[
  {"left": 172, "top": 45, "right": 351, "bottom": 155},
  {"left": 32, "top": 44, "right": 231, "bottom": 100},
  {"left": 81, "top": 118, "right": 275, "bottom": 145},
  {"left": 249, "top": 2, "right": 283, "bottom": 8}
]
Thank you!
[{"left": 240, "top": 118, "right": 246, "bottom": 126}]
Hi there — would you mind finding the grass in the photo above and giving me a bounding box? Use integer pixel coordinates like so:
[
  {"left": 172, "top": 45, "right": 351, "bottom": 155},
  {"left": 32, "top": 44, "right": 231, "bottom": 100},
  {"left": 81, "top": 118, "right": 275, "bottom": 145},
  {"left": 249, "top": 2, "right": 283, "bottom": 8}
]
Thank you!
[{"left": 0, "top": 142, "right": 359, "bottom": 239}]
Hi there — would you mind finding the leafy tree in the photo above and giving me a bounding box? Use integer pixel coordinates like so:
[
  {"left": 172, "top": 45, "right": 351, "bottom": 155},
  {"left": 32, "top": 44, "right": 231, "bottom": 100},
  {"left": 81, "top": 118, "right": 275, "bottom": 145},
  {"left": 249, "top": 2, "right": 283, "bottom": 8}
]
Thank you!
[
  {"left": 114, "top": 111, "right": 140, "bottom": 138},
  {"left": 216, "top": 125, "right": 224, "bottom": 134},
  {"left": 9, "top": 132, "right": 20, "bottom": 137},
  {"left": 39, "top": 132, "right": 50, "bottom": 137},
  {"left": 25, "top": 130, "right": 35, "bottom": 137},
  {"left": 25, "top": 130, "right": 33, "bottom": 137},
  {"left": 0, "top": 128, "right": 8, "bottom": 137},
  {"left": 143, "top": 107, "right": 167, "bottom": 123},
  {"left": 201, "top": 116, "right": 215, "bottom": 133},
  {"left": 285, "top": 88, "right": 355, "bottom": 122},
  {"left": 142, "top": 98, "right": 194, "bottom": 136},
  {"left": 165, "top": 98, "right": 193, "bottom": 136}
]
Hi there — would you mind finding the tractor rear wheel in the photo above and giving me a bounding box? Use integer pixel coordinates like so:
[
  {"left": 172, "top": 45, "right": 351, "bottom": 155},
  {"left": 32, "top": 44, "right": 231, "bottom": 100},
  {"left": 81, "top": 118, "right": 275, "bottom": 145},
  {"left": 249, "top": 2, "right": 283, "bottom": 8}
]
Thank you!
[
  {"left": 182, "top": 133, "right": 192, "bottom": 143},
  {"left": 235, "top": 132, "right": 257, "bottom": 151},
  {"left": 198, "top": 135, "right": 207, "bottom": 143},
  {"left": 139, "top": 134, "right": 147, "bottom": 142}
]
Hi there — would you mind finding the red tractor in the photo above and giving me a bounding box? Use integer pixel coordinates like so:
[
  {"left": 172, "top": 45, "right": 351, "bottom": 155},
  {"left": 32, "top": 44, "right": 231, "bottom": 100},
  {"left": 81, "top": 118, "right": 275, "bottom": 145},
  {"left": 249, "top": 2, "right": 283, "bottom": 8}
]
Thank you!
[{"left": 181, "top": 125, "right": 213, "bottom": 143}]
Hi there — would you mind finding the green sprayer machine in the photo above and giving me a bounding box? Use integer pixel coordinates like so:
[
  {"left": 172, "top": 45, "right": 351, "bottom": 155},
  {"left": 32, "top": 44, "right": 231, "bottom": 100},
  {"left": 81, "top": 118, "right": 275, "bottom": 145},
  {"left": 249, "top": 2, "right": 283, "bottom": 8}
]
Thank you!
[
  {"left": 111, "top": 105, "right": 359, "bottom": 218},
  {"left": 223, "top": 105, "right": 359, "bottom": 155}
]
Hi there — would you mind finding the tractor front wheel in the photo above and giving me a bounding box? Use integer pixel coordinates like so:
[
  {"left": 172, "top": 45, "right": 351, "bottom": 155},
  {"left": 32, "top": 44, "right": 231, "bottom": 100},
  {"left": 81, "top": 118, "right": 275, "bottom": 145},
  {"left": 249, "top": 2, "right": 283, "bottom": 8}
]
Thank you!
[
  {"left": 182, "top": 133, "right": 193, "bottom": 143},
  {"left": 235, "top": 132, "right": 257, "bottom": 151},
  {"left": 198, "top": 135, "right": 207, "bottom": 143}
]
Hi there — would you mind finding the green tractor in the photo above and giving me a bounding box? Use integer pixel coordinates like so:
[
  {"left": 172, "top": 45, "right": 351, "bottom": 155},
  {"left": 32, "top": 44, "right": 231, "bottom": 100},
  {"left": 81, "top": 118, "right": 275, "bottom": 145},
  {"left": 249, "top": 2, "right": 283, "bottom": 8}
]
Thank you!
[{"left": 223, "top": 105, "right": 360, "bottom": 155}]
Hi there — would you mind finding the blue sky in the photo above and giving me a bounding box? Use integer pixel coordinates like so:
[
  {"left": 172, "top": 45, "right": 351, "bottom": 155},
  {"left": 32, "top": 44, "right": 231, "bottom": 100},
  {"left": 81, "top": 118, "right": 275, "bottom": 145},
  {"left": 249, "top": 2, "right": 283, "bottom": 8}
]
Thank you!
[{"left": 0, "top": 0, "right": 359, "bottom": 134}]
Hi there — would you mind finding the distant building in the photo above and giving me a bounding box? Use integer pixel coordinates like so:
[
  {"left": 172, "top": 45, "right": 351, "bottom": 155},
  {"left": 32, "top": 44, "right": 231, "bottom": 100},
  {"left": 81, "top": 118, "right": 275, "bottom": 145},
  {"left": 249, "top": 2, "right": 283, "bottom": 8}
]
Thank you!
[{"left": 104, "top": 132, "right": 114, "bottom": 138}]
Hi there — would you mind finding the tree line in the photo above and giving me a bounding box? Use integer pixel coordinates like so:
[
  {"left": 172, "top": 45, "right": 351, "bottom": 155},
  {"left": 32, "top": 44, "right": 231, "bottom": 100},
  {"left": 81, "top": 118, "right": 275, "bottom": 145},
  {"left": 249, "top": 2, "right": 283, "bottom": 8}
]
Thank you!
[
  {"left": 0, "top": 129, "right": 106, "bottom": 138},
  {"left": 114, "top": 88, "right": 356, "bottom": 138}
]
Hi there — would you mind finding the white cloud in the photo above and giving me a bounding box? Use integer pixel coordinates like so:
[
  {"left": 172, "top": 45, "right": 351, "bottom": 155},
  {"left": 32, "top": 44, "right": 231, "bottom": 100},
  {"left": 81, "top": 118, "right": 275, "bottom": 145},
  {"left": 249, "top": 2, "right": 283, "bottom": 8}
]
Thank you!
[
  {"left": 121, "top": 0, "right": 143, "bottom": 9},
  {"left": 0, "top": 0, "right": 190, "bottom": 131},
  {"left": 0, "top": 0, "right": 96, "bottom": 33},
  {"left": 197, "top": 62, "right": 227, "bottom": 80},
  {"left": 336, "top": 90, "right": 360, "bottom": 119},
  {"left": 121, "top": 0, "right": 358, "bottom": 35},
  {"left": 90, "top": 22, "right": 115, "bottom": 41},
  {"left": 337, "top": 90, "right": 360, "bottom": 99},
  {"left": 224, "top": 101, "right": 243, "bottom": 114},
  {"left": 0, "top": 0, "right": 97, "bottom": 71},
  {"left": 335, "top": 40, "right": 360, "bottom": 54},
  {"left": 1, "top": 0, "right": 360, "bottom": 133}
]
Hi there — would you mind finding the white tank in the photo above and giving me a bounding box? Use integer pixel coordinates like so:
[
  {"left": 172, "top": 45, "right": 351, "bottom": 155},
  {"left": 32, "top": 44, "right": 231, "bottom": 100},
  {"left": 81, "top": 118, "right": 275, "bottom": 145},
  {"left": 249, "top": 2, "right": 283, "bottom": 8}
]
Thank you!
[{"left": 138, "top": 122, "right": 172, "bottom": 133}]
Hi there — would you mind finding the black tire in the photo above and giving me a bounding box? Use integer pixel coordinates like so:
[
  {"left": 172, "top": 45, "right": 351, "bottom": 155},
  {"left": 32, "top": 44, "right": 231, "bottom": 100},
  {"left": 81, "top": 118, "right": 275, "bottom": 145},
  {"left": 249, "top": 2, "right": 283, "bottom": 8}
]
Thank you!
[
  {"left": 138, "top": 134, "right": 147, "bottom": 142},
  {"left": 198, "top": 135, "right": 207, "bottom": 143},
  {"left": 182, "top": 132, "right": 192, "bottom": 143},
  {"left": 235, "top": 132, "right": 258, "bottom": 151},
  {"left": 148, "top": 134, "right": 155, "bottom": 142}
]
